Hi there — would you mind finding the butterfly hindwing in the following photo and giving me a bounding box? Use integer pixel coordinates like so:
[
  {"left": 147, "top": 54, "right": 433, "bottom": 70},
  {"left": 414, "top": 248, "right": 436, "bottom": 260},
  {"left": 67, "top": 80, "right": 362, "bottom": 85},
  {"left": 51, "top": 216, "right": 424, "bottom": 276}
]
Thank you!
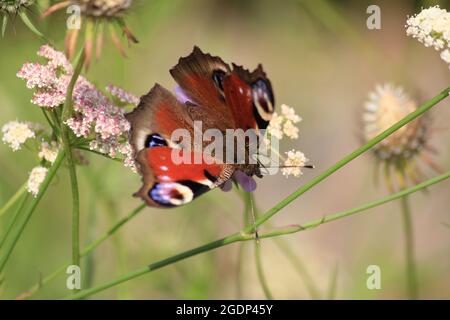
[{"left": 134, "top": 147, "right": 233, "bottom": 207}]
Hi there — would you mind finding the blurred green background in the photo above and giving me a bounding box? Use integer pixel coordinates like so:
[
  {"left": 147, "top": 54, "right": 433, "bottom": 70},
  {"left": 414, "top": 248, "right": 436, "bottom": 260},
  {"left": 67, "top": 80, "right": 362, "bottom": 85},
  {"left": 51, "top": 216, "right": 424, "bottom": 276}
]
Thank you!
[{"left": 0, "top": 0, "right": 449, "bottom": 299}]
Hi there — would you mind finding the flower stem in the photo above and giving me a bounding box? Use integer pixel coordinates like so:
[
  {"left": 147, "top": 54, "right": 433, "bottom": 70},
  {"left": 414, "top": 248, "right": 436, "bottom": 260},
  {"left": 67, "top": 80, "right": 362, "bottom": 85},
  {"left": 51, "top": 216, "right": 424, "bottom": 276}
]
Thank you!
[
  {"left": 245, "top": 86, "right": 449, "bottom": 233},
  {"left": 0, "top": 151, "right": 65, "bottom": 274},
  {"left": 0, "top": 192, "right": 28, "bottom": 249},
  {"left": 65, "top": 170, "right": 450, "bottom": 300},
  {"left": 254, "top": 243, "right": 273, "bottom": 300},
  {"left": 19, "top": 203, "right": 146, "bottom": 299},
  {"left": 244, "top": 192, "right": 273, "bottom": 299},
  {"left": 60, "top": 50, "right": 85, "bottom": 291},
  {"left": 273, "top": 238, "right": 321, "bottom": 299},
  {"left": 400, "top": 195, "right": 418, "bottom": 299},
  {"left": 0, "top": 183, "right": 26, "bottom": 219}
]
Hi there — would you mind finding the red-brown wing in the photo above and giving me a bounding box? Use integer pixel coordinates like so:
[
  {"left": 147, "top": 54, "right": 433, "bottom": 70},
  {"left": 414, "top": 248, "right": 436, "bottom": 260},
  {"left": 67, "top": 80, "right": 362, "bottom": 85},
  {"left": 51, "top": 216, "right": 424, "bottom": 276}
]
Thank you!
[
  {"left": 169, "top": 46, "right": 235, "bottom": 129},
  {"left": 134, "top": 147, "right": 233, "bottom": 208},
  {"left": 126, "top": 83, "right": 195, "bottom": 154},
  {"left": 223, "top": 64, "right": 275, "bottom": 131},
  {"left": 126, "top": 84, "right": 234, "bottom": 208}
]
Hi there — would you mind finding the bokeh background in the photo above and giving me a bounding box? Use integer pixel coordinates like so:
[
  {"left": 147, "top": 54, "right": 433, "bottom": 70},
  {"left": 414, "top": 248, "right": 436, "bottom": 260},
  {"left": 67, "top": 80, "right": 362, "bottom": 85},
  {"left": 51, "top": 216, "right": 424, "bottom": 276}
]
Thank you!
[{"left": 0, "top": 0, "right": 449, "bottom": 299}]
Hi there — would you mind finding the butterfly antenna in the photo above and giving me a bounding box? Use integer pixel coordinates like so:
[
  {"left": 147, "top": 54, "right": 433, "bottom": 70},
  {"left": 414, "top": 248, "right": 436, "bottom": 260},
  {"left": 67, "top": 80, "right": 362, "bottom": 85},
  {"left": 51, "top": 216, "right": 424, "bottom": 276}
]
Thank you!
[{"left": 249, "top": 193, "right": 260, "bottom": 243}]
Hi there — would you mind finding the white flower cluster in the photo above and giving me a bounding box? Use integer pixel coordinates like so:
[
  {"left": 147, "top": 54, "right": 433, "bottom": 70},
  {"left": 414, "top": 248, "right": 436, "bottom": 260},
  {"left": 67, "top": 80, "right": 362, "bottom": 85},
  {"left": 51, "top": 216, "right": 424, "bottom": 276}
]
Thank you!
[
  {"left": 1, "top": 121, "right": 35, "bottom": 151},
  {"left": 406, "top": 6, "right": 450, "bottom": 68},
  {"left": 281, "top": 150, "right": 308, "bottom": 178},
  {"left": 2, "top": 120, "right": 61, "bottom": 196},
  {"left": 38, "top": 141, "right": 59, "bottom": 164},
  {"left": 266, "top": 104, "right": 302, "bottom": 140},
  {"left": 27, "top": 166, "right": 48, "bottom": 197},
  {"left": 264, "top": 104, "right": 309, "bottom": 177}
]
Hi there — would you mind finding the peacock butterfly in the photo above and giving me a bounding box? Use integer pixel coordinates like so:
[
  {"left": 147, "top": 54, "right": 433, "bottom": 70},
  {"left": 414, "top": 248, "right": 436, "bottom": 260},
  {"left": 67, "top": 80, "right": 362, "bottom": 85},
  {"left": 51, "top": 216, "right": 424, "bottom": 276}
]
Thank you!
[{"left": 126, "top": 47, "right": 275, "bottom": 207}]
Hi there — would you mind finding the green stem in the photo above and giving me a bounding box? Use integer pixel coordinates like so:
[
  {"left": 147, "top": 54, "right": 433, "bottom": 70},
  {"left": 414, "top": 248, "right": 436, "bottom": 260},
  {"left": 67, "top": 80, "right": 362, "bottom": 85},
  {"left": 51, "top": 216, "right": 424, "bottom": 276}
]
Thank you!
[
  {"left": 0, "top": 193, "right": 29, "bottom": 249},
  {"left": 326, "top": 263, "right": 339, "bottom": 299},
  {"left": 235, "top": 242, "right": 245, "bottom": 299},
  {"left": 254, "top": 243, "right": 273, "bottom": 300},
  {"left": 81, "top": 204, "right": 145, "bottom": 255},
  {"left": 401, "top": 196, "right": 418, "bottom": 299},
  {"left": 60, "top": 50, "right": 85, "bottom": 288},
  {"left": 20, "top": 203, "right": 146, "bottom": 299},
  {"left": 65, "top": 170, "right": 450, "bottom": 300},
  {"left": 0, "top": 183, "right": 26, "bottom": 219},
  {"left": 66, "top": 234, "right": 243, "bottom": 300},
  {"left": 244, "top": 192, "right": 273, "bottom": 299},
  {"left": 244, "top": 86, "right": 449, "bottom": 233},
  {"left": 237, "top": 189, "right": 320, "bottom": 299},
  {"left": 273, "top": 238, "right": 321, "bottom": 299},
  {"left": 0, "top": 151, "right": 66, "bottom": 273}
]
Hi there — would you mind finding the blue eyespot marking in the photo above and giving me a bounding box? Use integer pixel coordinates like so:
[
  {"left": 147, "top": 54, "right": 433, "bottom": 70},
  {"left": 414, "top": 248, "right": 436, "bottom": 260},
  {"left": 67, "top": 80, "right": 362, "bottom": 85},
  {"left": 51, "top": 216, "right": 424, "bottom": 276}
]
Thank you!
[{"left": 145, "top": 133, "right": 168, "bottom": 148}]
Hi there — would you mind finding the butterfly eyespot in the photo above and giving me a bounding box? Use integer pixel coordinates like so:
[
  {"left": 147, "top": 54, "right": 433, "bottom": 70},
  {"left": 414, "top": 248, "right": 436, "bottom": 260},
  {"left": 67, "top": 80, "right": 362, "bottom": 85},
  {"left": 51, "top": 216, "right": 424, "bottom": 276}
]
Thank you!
[
  {"left": 149, "top": 182, "right": 193, "bottom": 207},
  {"left": 212, "top": 70, "right": 226, "bottom": 92},
  {"left": 149, "top": 180, "right": 211, "bottom": 207},
  {"left": 145, "top": 133, "right": 168, "bottom": 148},
  {"left": 251, "top": 78, "right": 275, "bottom": 129},
  {"left": 252, "top": 79, "right": 274, "bottom": 113}
]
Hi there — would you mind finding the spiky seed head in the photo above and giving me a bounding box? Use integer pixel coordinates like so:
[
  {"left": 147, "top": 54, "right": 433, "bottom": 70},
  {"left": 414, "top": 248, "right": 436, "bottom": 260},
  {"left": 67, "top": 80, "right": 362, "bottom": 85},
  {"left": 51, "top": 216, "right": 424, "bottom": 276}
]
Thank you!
[
  {"left": 74, "top": 0, "right": 132, "bottom": 17},
  {"left": 363, "top": 83, "right": 430, "bottom": 162},
  {"left": 0, "top": 0, "right": 35, "bottom": 14}
]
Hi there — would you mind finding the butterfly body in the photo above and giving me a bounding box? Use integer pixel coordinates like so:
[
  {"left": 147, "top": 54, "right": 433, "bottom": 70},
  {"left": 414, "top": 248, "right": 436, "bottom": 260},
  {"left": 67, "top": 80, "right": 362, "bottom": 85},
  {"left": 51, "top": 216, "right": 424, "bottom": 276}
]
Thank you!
[{"left": 126, "top": 47, "right": 274, "bottom": 207}]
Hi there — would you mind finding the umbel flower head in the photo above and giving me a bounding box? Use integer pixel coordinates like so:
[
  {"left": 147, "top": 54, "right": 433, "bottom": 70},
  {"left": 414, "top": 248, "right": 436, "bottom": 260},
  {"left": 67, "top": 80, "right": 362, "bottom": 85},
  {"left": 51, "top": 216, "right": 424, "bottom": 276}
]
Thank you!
[
  {"left": 362, "top": 83, "right": 439, "bottom": 190},
  {"left": 16, "top": 44, "right": 138, "bottom": 171},
  {"left": 406, "top": 5, "right": 450, "bottom": 69},
  {"left": 1, "top": 119, "right": 60, "bottom": 196},
  {"left": 0, "top": 0, "right": 43, "bottom": 37},
  {"left": 1, "top": 120, "right": 35, "bottom": 151},
  {"left": 43, "top": 0, "right": 138, "bottom": 68}
]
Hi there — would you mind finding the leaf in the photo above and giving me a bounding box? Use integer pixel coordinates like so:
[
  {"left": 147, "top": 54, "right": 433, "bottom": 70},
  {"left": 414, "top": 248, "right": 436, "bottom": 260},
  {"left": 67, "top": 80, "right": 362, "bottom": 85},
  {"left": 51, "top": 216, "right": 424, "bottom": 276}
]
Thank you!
[
  {"left": 18, "top": 11, "right": 43, "bottom": 38},
  {"left": 2, "top": 15, "right": 8, "bottom": 37},
  {"left": 327, "top": 263, "right": 338, "bottom": 299}
]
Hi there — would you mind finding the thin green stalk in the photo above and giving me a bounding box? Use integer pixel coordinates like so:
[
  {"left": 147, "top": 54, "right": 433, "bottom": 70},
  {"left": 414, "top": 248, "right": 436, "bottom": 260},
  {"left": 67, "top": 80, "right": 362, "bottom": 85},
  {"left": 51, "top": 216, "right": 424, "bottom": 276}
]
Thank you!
[
  {"left": 244, "top": 86, "right": 449, "bottom": 233},
  {"left": 81, "top": 204, "right": 146, "bottom": 255},
  {"left": 254, "top": 243, "right": 273, "bottom": 300},
  {"left": 65, "top": 170, "right": 450, "bottom": 300},
  {"left": 0, "top": 151, "right": 66, "bottom": 273},
  {"left": 0, "top": 193, "right": 28, "bottom": 249},
  {"left": 273, "top": 238, "right": 321, "bottom": 299},
  {"left": 60, "top": 50, "right": 85, "bottom": 286},
  {"left": 66, "top": 234, "right": 243, "bottom": 300},
  {"left": 326, "top": 263, "right": 338, "bottom": 299},
  {"left": 237, "top": 189, "right": 320, "bottom": 299},
  {"left": 245, "top": 192, "right": 273, "bottom": 299},
  {"left": 20, "top": 203, "right": 146, "bottom": 299},
  {"left": 401, "top": 196, "right": 418, "bottom": 299},
  {"left": 0, "top": 183, "right": 26, "bottom": 218},
  {"left": 235, "top": 242, "right": 245, "bottom": 299}
]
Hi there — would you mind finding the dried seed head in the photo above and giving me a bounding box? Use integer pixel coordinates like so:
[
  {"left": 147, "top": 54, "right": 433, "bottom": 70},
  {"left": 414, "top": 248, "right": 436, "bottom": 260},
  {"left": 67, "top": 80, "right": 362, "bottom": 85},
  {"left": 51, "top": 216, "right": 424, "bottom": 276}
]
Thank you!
[
  {"left": 363, "top": 83, "right": 430, "bottom": 162},
  {"left": 43, "top": 0, "right": 137, "bottom": 64},
  {"left": 74, "top": 0, "right": 132, "bottom": 17},
  {"left": 0, "top": 0, "right": 35, "bottom": 14},
  {"left": 362, "top": 83, "right": 441, "bottom": 191}
]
